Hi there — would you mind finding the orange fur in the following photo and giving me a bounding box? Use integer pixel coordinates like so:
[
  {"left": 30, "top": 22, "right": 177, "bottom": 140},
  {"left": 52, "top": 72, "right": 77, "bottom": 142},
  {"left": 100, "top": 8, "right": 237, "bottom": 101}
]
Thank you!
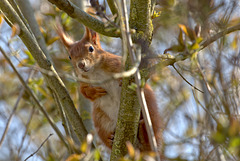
[{"left": 57, "top": 25, "right": 162, "bottom": 153}]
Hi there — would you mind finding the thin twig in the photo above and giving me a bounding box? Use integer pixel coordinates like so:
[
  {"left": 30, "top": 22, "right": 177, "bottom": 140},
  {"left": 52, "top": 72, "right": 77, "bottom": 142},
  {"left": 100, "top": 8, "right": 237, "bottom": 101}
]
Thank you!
[
  {"left": 172, "top": 64, "right": 204, "bottom": 93},
  {"left": 24, "top": 133, "right": 53, "bottom": 161},
  {"left": 192, "top": 88, "right": 218, "bottom": 123},
  {"left": 51, "top": 90, "right": 74, "bottom": 153},
  {"left": 52, "top": 91, "right": 71, "bottom": 138},
  {"left": 153, "top": 23, "right": 240, "bottom": 69},
  {"left": 17, "top": 106, "right": 35, "bottom": 158},
  {"left": 196, "top": 55, "right": 222, "bottom": 110},
  {"left": 19, "top": 59, "right": 140, "bottom": 85},
  {"left": 201, "top": 23, "right": 240, "bottom": 49},
  {"left": 0, "top": 70, "right": 33, "bottom": 148},
  {"left": 0, "top": 88, "right": 24, "bottom": 148},
  {"left": 205, "top": 145, "right": 220, "bottom": 161}
]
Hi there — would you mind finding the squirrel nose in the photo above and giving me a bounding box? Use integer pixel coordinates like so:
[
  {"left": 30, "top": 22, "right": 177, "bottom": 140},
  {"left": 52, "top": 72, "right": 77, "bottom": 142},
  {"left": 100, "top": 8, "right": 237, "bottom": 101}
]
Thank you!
[{"left": 78, "top": 61, "right": 85, "bottom": 69}]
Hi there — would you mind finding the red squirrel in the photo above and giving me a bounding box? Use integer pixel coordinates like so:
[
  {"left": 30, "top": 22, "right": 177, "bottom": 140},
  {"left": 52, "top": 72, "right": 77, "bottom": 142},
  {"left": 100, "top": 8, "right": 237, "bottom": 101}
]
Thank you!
[{"left": 57, "top": 26, "right": 163, "bottom": 153}]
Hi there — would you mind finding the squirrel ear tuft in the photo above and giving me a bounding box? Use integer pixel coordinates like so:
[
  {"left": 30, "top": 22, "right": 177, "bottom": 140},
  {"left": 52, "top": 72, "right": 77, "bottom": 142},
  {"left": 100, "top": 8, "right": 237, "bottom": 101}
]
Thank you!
[
  {"left": 56, "top": 24, "right": 74, "bottom": 49},
  {"left": 84, "top": 27, "right": 101, "bottom": 47}
]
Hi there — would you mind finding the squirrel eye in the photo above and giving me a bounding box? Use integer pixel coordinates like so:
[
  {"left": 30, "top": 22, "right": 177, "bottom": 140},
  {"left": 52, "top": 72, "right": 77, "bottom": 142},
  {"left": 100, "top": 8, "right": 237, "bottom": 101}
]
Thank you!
[
  {"left": 69, "top": 56, "right": 72, "bottom": 60},
  {"left": 89, "top": 46, "right": 94, "bottom": 52}
]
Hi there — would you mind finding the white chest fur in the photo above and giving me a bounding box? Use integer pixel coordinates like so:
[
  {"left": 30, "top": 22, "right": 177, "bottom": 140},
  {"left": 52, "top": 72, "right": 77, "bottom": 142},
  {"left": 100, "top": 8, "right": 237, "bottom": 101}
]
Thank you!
[{"left": 87, "top": 70, "right": 121, "bottom": 131}]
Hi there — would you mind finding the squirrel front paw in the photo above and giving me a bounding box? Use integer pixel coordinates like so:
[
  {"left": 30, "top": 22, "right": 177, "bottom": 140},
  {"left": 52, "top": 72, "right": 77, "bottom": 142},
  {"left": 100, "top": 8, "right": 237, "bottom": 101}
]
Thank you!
[
  {"left": 106, "top": 132, "right": 115, "bottom": 148},
  {"left": 81, "top": 85, "right": 107, "bottom": 101}
]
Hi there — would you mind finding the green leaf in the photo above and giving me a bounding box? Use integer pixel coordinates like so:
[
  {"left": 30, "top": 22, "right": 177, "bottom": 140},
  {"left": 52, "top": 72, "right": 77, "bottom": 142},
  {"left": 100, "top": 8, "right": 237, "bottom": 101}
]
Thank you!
[
  {"left": 80, "top": 141, "right": 87, "bottom": 153},
  {"left": 231, "top": 34, "right": 238, "bottom": 50},
  {"left": 128, "top": 83, "right": 137, "bottom": 91},
  {"left": 212, "top": 131, "right": 225, "bottom": 143},
  {"left": 94, "top": 150, "right": 101, "bottom": 161},
  {"left": 190, "top": 42, "right": 200, "bottom": 50},
  {"left": 166, "top": 45, "right": 185, "bottom": 53},
  {"left": 151, "top": 10, "right": 161, "bottom": 19},
  {"left": 196, "top": 37, "right": 203, "bottom": 44},
  {"left": 47, "top": 36, "right": 59, "bottom": 46},
  {"left": 23, "top": 50, "right": 35, "bottom": 65},
  {"left": 229, "top": 137, "right": 240, "bottom": 148}
]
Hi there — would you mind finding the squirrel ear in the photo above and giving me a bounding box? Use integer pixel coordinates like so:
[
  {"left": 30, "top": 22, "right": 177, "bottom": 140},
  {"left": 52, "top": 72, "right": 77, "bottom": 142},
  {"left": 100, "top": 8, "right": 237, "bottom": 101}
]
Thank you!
[
  {"left": 84, "top": 27, "right": 101, "bottom": 47},
  {"left": 56, "top": 24, "right": 74, "bottom": 49}
]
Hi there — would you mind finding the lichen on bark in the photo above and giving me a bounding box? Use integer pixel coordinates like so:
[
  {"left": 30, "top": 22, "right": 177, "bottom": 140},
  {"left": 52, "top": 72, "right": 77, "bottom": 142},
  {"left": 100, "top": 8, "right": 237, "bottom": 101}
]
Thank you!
[
  {"left": 130, "top": 0, "right": 153, "bottom": 46},
  {"left": 111, "top": 57, "right": 141, "bottom": 160}
]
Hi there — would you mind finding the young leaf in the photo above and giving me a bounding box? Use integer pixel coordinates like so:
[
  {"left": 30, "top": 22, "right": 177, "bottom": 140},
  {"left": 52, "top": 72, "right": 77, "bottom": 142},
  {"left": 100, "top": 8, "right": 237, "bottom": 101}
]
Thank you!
[
  {"left": 11, "top": 23, "right": 20, "bottom": 38},
  {"left": 80, "top": 141, "right": 87, "bottom": 153},
  {"left": 178, "top": 29, "right": 184, "bottom": 46},
  {"left": 178, "top": 24, "right": 188, "bottom": 36},
  {"left": 47, "top": 36, "right": 59, "bottom": 46},
  {"left": 126, "top": 141, "right": 135, "bottom": 158},
  {"left": 128, "top": 83, "right": 137, "bottom": 91},
  {"left": 66, "top": 154, "right": 82, "bottom": 161},
  {"left": 0, "top": 14, "right": 4, "bottom": 26},
  {"left": 94, "top": 150, "right": 101, "bottom": 161},
  {"left": 151, "top": 10, "right": 161, "bottom": 19},
  {"left": 231, "top": 34, "right": 238, "bottom": 50},
  {"left": 178, "top": 24, "right": 196, "bottom": 41}
]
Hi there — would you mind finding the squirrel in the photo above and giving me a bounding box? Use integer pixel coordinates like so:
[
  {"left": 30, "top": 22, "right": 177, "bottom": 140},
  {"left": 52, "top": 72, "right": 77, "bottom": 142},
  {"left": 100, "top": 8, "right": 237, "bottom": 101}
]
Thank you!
[{"left": 57, "top": 25, "right": 163, "bottom": 153}]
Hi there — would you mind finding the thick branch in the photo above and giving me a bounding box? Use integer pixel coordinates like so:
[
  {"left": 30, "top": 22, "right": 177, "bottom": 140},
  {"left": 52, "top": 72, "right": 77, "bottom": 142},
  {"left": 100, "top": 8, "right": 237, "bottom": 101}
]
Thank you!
[
  {"left": 0, "top": 0, "right": 88, "bottom": 143},
  {"left": 111, "top": 0, "right": 160, "bottom": 160},
  {"left": 129, "top": 0, "right": 153, "bottom": 45},
  {"left": 48, "top": 0, "right": 120, "bottom": 37}
]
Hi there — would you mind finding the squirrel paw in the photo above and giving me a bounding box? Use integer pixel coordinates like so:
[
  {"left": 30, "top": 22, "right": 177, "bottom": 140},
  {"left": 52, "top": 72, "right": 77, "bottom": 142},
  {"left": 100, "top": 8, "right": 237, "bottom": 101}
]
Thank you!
[
  {"left": 81, "top": 86, "right": 107, "bottom": 101},
  {"left": 118, "top": 78, "right": 122, "bottom": 87},
  {"left": 106, "top": 132, "right": 115, "bottom": 148}
]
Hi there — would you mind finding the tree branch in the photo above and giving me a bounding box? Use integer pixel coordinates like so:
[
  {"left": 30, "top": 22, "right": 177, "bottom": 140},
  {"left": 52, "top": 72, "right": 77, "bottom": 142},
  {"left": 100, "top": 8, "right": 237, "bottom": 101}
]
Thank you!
[
  {"left": 17, "top": 106, "right": 35, "bottom": 158},
  {"left": 201, "top": 23, "right": 240, "bottom": 49},
  {"left": 154, "top": 23, "right": 240, "bottom": 69},
  {"left": 172, "top": 64, "right": 204, "bottom": 93},
  {"left": 122, "top": 0, "right": 160, "bottom": 159},
  {"left": 111, "top": 0, "right": 160, "bottom": 160},
  {"left": 48, "top": 0, "right": 120, "bottom": 37},
  {"left": 0, "top": 0, "right": 88, "bottom": 143},
  {"left": 0, "top": 84, "right": 25, "bottom": 148}
]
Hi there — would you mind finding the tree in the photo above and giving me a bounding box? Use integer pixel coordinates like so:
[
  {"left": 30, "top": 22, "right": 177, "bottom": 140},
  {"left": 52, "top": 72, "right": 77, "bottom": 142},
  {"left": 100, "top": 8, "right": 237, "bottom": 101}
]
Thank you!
[{"left": 0, "top": 0, "right": 240, "bottom": 161}]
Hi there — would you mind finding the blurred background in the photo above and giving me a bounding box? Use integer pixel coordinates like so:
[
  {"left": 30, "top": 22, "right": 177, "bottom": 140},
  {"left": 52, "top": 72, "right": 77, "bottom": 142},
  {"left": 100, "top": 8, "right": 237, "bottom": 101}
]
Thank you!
[{"left": 0, "top": 0, "right": 240, "bottom": 160}]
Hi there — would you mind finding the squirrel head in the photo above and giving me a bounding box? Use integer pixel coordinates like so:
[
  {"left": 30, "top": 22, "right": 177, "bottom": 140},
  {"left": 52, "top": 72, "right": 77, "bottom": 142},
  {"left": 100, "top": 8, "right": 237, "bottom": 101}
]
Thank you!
[{"left": 57, "top": 25, "right": 103, "bottom": 75}]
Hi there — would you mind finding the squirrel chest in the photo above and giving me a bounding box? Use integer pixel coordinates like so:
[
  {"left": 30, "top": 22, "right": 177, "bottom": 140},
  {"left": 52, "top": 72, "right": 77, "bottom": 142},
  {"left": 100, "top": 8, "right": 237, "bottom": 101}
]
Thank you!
[{"left": 84, "top": 69, "right": 121, "bottom": 132}]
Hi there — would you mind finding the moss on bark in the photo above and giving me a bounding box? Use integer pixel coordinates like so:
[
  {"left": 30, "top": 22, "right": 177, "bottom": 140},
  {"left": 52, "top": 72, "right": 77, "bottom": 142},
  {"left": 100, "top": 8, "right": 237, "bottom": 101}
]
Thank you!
[{"left": 130, "top": 0, "right": 153, "bottom": 46}]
